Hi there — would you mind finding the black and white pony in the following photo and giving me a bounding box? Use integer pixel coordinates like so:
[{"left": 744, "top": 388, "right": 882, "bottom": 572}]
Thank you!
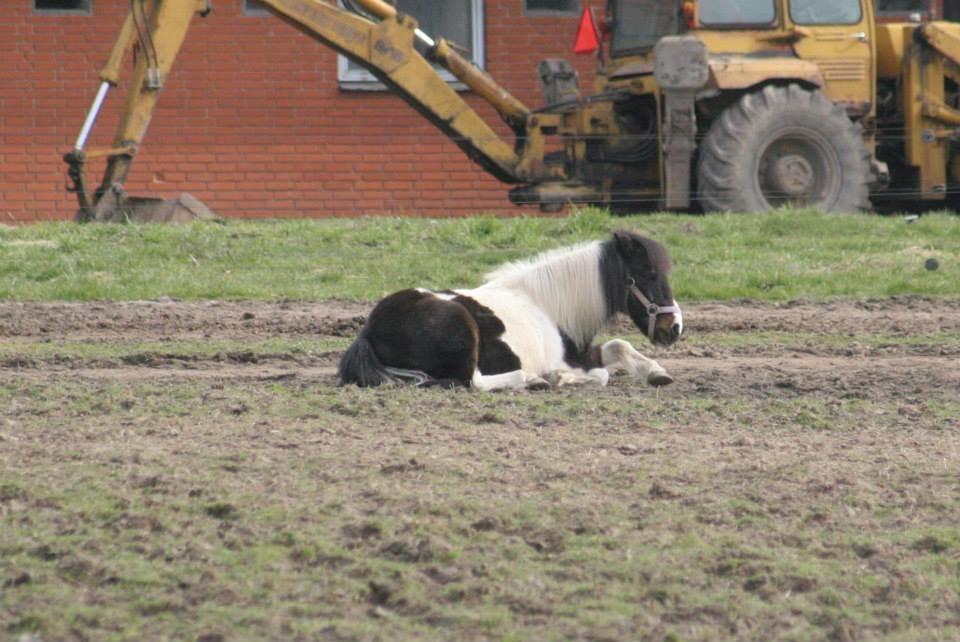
[{"left": 338, "top": 230, "right": 683, "bottom": 391}]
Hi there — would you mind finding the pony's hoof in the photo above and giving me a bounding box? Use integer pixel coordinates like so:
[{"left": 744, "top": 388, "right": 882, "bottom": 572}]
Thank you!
[
  {"left": 647, "top": 371, "right": 673, "bottom": 387},
  {"left": 525, "top": 376, "right": 552, "bottom": 391}
]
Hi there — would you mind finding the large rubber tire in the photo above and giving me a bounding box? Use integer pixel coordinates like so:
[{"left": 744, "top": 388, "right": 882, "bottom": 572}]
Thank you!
[{"left": 697, "top": 84, "right": 872, "bottom": 213}]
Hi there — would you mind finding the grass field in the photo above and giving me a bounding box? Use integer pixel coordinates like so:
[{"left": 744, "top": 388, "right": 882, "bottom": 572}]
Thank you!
[
  {"left": 1, "top": 210, "right": 959, "bottom": 642},
  {"left": 1, "top": 208, "right": 958, "bottom": 301}
]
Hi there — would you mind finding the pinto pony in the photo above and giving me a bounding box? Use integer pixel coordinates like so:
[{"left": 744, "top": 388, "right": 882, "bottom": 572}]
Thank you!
[{"left": 338, "top": 230, "right": 683, "bottom": 391}]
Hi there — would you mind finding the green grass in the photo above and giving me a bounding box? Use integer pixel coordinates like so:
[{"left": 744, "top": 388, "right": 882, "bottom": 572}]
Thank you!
[
  {"left": 3, "top": 376, "right": 959, "bottom": 641},
  {"left": 1, "top": 208, "right": 957, "bottom": 301}
]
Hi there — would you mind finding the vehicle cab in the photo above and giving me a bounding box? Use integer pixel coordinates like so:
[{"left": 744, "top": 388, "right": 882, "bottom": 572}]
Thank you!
[{"left": 603, "top": 0, "right": 876, "bottom": 115}]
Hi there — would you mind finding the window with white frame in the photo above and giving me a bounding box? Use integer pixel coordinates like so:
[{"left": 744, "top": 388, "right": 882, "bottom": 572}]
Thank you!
[
  {"left": 525, "top": 0, "right": 580, "bottom": 15},
  {"left": 338, "top": 0, "right": 484, "bottom": 90},
  {"left": 244, "top": 0, "right": 270, "bottom": 16},
  {"left": 34, "top": 0, "right": 91, "bottom": 14}
]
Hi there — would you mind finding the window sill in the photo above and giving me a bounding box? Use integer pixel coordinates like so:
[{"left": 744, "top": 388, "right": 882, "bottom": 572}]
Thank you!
[
  {"left": 338, "top": 80, "right": 471, "bottom": 92},
  {"left": 524, "top": 10, "right": 580, "bottom": 16},
  {"left": 33, "top": 9, "right": 92, "bottom": 15}
]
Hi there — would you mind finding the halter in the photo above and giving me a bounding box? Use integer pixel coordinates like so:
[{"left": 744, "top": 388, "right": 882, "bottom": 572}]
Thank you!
[{"left": 627, "top": 278, "right": 681, "bottom": 340}]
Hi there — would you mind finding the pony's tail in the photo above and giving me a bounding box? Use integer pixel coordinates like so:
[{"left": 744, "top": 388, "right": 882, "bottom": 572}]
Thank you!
[{"left": 337, "top": 335, "right": 431, "bottom": 387}]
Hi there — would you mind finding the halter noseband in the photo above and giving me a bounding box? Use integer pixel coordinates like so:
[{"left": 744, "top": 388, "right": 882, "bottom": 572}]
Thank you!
[{"left": 627, "top": 278, "right": 681, "bottom": 340}]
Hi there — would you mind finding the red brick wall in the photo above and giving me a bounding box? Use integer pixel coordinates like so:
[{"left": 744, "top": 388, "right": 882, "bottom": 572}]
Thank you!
[{"left": 1, "top": 0, "right": 603, "bottom": 222}]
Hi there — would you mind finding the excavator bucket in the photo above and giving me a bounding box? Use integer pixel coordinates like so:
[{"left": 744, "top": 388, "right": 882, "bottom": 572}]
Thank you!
[
  {"left": 65, "top": 150, "right": 217, "bottom": 223},
  {"left": 77, "top": 191, "right": 218, "bottom": 224},
  {"left": 100, "top": 192, "right": 217, "bottom": 223}
]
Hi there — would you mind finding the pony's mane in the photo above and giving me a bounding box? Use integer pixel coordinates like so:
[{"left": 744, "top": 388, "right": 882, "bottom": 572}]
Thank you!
[{"left": 482, "top": 241, "right": 610, "bottom": 349}]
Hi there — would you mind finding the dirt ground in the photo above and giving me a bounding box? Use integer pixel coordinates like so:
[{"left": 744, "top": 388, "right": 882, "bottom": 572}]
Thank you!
[
  {"left": 2, "top": 298, "right": 959, "bottom": 641},
  {"left": 2, "top": 297, "right": 959, "bottom": 391}
]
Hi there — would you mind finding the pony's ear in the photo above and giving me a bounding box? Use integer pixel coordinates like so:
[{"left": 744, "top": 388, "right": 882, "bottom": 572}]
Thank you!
[{"left": 612, "top": 230, "right": 650, "bottom": 263}]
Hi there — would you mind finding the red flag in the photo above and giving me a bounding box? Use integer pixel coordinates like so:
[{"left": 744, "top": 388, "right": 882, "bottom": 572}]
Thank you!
[{"left": 574, "top": 5, "right": 600, "bottom": 55}]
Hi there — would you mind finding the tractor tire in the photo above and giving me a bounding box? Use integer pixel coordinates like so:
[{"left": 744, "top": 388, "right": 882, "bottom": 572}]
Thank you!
[{"left": 697, "top": 84, "right": 872, "bottom": 213}]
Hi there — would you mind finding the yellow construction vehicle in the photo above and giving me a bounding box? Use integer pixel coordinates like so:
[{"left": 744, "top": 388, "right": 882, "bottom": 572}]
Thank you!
[{"left": 64, "top": 0, "right": 960, "bottom": 220}]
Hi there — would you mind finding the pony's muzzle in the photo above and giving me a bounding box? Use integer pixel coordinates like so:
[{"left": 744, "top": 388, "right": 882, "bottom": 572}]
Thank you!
[{"left": 652, "top": 312, "right": 682, "bottom": 346}]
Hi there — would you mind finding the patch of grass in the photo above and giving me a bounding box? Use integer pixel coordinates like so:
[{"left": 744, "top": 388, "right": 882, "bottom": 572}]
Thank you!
[
  {"left": 612, "top": 330, "right": 960, "bottom": 352},
  {"left": 0, "top": 209, "right": 957, "bottom": 301},
  {"left": 0, "top": 337, "right": 350, "bottom": 363},
  {"left": 3, "top": 374, "right": 960, "bottom": 641}
]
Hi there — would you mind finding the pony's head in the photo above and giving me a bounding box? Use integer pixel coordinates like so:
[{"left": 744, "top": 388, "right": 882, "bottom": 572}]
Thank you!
[{"left": 609, "top": 230, "right": 683, "bottom": 346}]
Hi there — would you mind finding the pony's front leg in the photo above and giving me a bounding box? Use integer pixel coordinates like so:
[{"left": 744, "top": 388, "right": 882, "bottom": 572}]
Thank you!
[
  {"left": 546, "top": 368, "right": 610, "bottom": 387},
  {"left": 600, "top": 339, "right": 673, "bottom": 387}
]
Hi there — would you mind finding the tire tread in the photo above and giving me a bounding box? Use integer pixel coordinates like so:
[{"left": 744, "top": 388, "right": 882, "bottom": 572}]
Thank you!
[{"left": 697, "top": 84, "right": 872, "bottom": 213}]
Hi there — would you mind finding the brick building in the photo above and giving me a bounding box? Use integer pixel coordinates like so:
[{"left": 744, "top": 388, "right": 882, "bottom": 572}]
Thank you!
[
  {"left": 1, "top": 0, "right": 955, "bottom": 222},
  {"left": 2, "top": 0, "right": 604, "bottom": 222}
]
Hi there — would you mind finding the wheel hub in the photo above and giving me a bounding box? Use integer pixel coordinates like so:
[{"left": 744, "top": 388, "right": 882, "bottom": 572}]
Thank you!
[{"left": 769, "top": 154, "right": 815, "bottom": 197}]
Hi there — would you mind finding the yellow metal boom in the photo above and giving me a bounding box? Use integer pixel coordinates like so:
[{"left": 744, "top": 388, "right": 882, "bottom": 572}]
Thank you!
[{"left": 65, "top": 0, "right": 540, "bottom": 221}]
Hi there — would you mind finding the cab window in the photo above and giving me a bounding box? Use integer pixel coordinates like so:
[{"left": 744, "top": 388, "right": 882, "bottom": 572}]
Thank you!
[
  {"left": 699, "top": 0, "right": 776, "bottom": 26},
  {"left": 790, "top": 0, "right": 862, "bottom": 24},
  {"left": 610, "top": 0, "right": 680, "bottom": 53},
  {"left": 876, "top": 0, "right": 927, "bottom": 15}
]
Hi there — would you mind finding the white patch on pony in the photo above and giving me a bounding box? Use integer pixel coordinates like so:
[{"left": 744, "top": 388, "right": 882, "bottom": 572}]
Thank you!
[
  {"left": 416, "top": 288, "right": 456, "bottom": 301},
  {"left": 479, "top": 241, "right": 608, "bottom": 351},
  {"left": 471, "top": 368, "right": 529, "bottom": 391},
  {"left": 672, "top": 300, "right": 684, "bottom": 337},
  {"left": 457, "top": 285, "right": 562, "bottom": 375}
]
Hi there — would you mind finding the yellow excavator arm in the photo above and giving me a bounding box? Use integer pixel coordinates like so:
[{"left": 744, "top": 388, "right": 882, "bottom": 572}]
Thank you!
[{"left": 65, "top": 0, "right": 542, "bottom": 222}]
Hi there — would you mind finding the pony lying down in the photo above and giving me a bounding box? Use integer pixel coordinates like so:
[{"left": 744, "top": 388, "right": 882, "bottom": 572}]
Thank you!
[{"left": 338, "top": 230, "right": 683, "bottom": 391}]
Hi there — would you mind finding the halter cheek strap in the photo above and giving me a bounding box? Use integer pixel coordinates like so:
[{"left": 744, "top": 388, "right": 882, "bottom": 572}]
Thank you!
[{"left": 628, "top": 279, "right": 681, "bottom": 340}]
